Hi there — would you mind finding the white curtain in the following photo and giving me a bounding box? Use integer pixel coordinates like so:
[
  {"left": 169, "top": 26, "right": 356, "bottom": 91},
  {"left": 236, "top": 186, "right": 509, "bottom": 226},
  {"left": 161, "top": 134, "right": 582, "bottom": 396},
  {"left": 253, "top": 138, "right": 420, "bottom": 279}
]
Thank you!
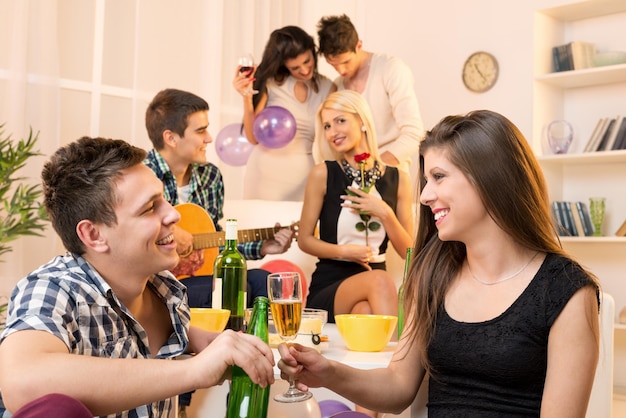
[
  {"left": 0, "top": 0, "right": 362, "bottom": 295},
  {"left": 0, "top": 0, "right": 61, "bottom": 296}
]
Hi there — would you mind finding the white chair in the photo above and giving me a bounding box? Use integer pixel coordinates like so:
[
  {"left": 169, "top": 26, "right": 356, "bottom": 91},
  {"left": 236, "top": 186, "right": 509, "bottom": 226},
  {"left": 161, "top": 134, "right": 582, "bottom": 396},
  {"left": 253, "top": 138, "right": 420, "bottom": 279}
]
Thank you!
[
  {"left": 168, "top": 395, "right": 178, "bottom": 418},
  {"left": 587, "top": 292, "right": 614, "bottom": 418}
]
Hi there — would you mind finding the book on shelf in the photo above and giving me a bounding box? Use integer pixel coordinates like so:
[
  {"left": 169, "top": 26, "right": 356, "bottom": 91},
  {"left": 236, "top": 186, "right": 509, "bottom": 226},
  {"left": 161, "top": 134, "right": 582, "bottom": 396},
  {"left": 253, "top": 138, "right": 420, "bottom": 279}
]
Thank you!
[
  {"left": 583, "top": 117, "right": 626, "bottom": 152},
  {"left": 562, "top": 201, "right": 578, "bottom": 236},
  {"left": 569, "top": 202, "right": 586, "bottom": 237},
  {"left": 552, "top": 201, "right": 574, "bottom": 236},
  {"left": 583, "top": 118, "right": 607, "bottom": 152},
  {"left": 551, "top": 201, "right": 594, "bottom": 237},
  {"left": 570, "top": 40, "right": 596, "bottom": 70},
  {"left": 616, "top": 220, "right": 626, "bottom": 237},
  {"left": 575, "top": 201, "right": 594, "bottom": 237},
  {"left": 594, "top": 117, "right": 616, "bottom": 151},
  {"left": 551, "top": 201, "right": 570, "bottom": 236},
  {"left": 551, "top": 41, "right": 596, "bottom": 72},
  {"left": 552, "top": 44, "right": 572, "bottom": 72},
  {"left": 612, "top": 117, "right": 626, "bottom": 150},
  {"left": 600, "top": 115, "right": 623, "bottom": 151}
]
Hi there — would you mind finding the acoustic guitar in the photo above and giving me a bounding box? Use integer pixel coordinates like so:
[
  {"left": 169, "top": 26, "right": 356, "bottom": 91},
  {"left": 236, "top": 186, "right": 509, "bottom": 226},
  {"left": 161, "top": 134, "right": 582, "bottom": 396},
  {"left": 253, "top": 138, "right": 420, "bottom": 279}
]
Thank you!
[{"left": 174, "top": 203, "right": 298, "bottom": 278}]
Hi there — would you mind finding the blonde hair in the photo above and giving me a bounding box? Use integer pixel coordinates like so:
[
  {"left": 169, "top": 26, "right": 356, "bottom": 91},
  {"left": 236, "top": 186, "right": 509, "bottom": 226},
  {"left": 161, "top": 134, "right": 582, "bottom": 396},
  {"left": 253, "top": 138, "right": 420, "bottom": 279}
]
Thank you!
[{"left": 313, "top": 90, "right": 382, "bottom": 165}]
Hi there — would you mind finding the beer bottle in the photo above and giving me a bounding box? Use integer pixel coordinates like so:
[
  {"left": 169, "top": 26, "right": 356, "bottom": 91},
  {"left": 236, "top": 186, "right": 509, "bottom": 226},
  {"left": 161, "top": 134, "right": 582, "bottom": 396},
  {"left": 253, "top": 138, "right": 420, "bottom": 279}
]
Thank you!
[
  {"left": 397, "top": 247, "right": 413, "bottom": 339},
  {"left": 226, "top": 296, "right": 271, "bottom": 418},
  {"left": 214, "top": 219, "right": 247, "bottom": 331}
]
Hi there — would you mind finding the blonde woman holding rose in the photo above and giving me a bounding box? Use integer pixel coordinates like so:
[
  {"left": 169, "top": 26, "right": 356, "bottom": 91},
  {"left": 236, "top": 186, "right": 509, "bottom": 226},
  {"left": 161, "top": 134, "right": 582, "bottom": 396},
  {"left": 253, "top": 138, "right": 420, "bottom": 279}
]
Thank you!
[
  {"left": 301, "top": 89, "right": 413, "bottom": 416},
  {"left": 299, "top": 90, "right": 414, "bottom": 324}
]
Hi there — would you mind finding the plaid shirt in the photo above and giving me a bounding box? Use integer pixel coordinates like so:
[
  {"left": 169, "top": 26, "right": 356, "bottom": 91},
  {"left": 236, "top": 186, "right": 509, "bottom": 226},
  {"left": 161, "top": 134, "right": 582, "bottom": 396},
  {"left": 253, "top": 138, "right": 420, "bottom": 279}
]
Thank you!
[
  {"left": 144, "top": 149, "right": 263, "bottom": 259},
  {"left": 0, "top": 253, "right": 189, "bottom": 418}
]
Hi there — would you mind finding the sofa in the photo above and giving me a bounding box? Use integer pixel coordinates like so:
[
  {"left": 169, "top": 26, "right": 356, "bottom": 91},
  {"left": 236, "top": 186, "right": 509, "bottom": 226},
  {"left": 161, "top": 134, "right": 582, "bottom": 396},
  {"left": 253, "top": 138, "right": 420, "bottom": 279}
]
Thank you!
[{"left": 222, "top": 199, "right": 408, "bottom": 300}]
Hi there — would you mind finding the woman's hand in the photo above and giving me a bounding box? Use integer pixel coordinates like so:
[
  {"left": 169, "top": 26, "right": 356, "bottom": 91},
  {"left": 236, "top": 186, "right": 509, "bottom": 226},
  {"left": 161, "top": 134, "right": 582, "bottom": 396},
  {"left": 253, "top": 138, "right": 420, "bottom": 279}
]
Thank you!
[
  {"left": 339, "top": 244, "right": 373, "bottom": 270},
  {"left": 232, "top": 65, "right": 257, "bottom": 97},
  {"left": 341, "top": 186, "right": 392, "bottom": 220},
  {"left": 277, "top": 342, "right": 331, "bottom": 392}
]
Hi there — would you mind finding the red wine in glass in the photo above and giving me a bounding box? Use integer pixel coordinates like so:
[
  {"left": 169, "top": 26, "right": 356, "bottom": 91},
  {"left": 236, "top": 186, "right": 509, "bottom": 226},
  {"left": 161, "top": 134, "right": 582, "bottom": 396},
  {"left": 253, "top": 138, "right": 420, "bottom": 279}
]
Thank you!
[{"left": 238, "top": 53, "right": 258, "bottom": 95}]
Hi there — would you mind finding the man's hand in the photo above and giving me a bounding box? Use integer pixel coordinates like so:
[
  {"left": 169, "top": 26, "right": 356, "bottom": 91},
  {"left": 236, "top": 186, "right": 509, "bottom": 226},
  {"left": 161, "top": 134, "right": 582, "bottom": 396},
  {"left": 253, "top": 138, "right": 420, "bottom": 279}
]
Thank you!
[
  {"left": 173, "top": 225, "right": 194, "bottom": 257},
  {"left": 170, "top": 249, "right": 204, "bottom": 277},
  {"left": 260, "top": 223, "right": 294, "bottom": 256},
  {"left": 193, "top": 330, "right": 275, "bottom": 388}
]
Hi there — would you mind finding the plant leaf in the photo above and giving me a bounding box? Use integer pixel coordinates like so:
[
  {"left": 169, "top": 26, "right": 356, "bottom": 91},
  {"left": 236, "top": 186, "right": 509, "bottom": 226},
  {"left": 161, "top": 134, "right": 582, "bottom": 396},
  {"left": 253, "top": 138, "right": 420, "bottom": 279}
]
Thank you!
[
  {"left": 368, "top": 222, "right": 381, "bottom": 232},
  {"left": 0, "top": 124, "right": 48, "bottom": 260}
]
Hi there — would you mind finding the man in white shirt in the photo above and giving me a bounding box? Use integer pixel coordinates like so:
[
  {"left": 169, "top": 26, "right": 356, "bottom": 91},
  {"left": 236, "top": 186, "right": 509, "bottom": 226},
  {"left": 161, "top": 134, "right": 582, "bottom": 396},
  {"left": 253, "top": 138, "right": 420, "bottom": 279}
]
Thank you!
[{"left": 317, "top": 14, "right": 425, "bottom": 172}]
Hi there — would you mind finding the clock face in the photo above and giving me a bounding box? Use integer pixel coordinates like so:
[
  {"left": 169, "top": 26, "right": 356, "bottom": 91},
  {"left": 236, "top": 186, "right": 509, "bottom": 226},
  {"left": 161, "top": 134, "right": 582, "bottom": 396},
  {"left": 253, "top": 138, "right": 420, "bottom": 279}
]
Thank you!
[{"left": 462, "top": 51, "right": 499, "bottom": 93}]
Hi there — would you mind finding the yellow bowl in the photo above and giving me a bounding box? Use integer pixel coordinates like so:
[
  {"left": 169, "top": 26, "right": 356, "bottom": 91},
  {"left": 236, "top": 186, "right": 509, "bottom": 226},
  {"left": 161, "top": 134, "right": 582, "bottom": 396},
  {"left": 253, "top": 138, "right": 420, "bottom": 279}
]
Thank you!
[
  {"left": 335, "top": 314, "right": 397, "bottom": 352},
  {"left": 189, "top": 308, "right": 230, "bottom": 332}
]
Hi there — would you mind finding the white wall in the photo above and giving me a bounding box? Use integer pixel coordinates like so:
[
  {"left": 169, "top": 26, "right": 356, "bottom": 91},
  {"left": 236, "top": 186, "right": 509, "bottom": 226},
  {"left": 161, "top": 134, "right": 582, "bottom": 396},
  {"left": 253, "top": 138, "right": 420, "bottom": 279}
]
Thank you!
[{"left": 0, "top": 0, "right": 579, "bottom": 295}]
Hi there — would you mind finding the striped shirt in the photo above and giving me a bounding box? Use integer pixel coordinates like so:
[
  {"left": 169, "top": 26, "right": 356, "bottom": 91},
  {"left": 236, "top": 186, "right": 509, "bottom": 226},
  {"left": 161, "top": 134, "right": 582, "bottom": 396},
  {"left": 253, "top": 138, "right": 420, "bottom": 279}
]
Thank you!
[
  {"left": 144, "top": 149, "right": 263, "bottom": 259},
  {"left": 0, "top": 253, "right": 189, "bottom": 418}
]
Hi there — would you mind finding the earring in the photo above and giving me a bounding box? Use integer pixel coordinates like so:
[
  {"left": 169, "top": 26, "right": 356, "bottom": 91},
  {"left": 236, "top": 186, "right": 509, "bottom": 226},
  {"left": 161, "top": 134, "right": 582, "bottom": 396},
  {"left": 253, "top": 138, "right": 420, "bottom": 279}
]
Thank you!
[{"left": 361, "top": 125, "right": 366, "bottom": 132}]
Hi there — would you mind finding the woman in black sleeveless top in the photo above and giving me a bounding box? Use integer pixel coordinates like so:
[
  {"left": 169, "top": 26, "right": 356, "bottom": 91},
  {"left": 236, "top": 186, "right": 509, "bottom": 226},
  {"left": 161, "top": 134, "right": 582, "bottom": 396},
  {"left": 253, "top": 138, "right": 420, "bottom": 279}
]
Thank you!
[
  {"left": 299, "top": 89, "right": 414, "bottom": 324},
  {"left": 278, "top": 109, "right": 600, "bottom": 417}
]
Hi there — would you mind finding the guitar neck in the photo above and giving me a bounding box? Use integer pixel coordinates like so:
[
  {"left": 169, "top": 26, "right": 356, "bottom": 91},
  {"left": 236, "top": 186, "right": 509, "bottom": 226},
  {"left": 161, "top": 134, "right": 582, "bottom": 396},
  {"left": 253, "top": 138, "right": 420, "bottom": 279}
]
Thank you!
[{"left": 192, "top": 226, "right": 281, "bottom": 250}]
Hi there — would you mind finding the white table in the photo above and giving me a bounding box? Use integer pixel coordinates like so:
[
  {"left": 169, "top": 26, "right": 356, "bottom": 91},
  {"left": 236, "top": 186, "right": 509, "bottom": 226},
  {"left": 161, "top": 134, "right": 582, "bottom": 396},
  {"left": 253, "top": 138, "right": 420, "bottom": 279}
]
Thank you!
[{"left": 186, "top": 324, "right": 427, "bottom": 417}]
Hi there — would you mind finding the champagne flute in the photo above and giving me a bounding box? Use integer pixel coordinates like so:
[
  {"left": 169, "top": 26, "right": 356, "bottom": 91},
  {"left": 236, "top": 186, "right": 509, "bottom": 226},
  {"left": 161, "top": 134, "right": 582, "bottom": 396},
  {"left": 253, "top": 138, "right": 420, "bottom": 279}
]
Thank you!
[
  {"left": 238, "top": 53, "right": 258, "bottom": 95},
  {"left": 267, "top": 272, "right": 312, "bottom": 402}
]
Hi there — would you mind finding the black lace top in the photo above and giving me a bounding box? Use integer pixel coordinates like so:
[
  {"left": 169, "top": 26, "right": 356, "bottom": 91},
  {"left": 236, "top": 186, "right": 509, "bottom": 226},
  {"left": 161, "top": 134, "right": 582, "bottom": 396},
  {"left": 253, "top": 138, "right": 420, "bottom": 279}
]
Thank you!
[{"left": 427, "top": 253, "right": 598, "bottom": 417}]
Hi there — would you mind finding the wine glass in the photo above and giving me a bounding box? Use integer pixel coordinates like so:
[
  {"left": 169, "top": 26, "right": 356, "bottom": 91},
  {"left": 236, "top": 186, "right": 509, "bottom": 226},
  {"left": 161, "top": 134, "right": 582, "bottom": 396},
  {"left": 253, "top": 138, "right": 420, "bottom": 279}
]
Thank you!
[
  {"left": 238, "top": 53, "right": 258, "bottom": 95},
  {"left": 267, "top": 272, "right": 312, "bottom": 403}
]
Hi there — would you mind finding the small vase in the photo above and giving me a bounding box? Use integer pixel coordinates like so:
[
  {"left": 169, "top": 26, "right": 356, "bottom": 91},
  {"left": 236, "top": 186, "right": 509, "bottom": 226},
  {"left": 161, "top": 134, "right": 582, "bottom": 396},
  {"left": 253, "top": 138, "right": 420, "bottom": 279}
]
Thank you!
[
  {"left": 589, "top": 197, "right": 606, "bottom": 236},
  {"left": 547, "top": 120, "right": 574, "bottom": 154}
]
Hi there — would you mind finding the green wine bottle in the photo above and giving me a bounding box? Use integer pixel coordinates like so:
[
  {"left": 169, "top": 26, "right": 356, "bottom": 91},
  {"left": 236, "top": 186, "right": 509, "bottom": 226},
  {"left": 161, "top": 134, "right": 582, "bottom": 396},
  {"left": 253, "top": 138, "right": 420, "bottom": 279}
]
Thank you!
[
  {"left": 226, "top": 296, "right": 271, "bottom": 418},
  {"left": 214, "top": 219, "right": 247, "bottom": 331},
  {"left": 397, "top": 247, "right": 413, "bottom": 339}
]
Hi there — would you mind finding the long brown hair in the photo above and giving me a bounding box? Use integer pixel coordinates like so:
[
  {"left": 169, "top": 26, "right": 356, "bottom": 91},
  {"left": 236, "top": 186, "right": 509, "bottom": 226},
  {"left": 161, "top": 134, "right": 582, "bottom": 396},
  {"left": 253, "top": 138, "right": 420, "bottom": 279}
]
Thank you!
[
  {"left": 402, "top": 109, "right": 597, "bottom": 373},
  {"left": 253, "top": 26, "right": 320, "bottom": 109}
]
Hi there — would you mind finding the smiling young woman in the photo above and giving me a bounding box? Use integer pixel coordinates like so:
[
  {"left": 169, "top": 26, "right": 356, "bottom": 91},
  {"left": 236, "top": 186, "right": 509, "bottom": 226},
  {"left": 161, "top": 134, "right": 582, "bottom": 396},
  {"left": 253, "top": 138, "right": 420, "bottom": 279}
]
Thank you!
[{"left": 232, "top": 25, "right": 336, "bottom": 201}]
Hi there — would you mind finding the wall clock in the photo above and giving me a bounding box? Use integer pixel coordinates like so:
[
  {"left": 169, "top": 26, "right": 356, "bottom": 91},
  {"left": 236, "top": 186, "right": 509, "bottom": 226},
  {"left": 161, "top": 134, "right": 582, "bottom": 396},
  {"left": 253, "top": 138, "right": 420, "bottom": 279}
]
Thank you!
[{"left": 462, "top": 51, "right": 499, "bottom": 93}]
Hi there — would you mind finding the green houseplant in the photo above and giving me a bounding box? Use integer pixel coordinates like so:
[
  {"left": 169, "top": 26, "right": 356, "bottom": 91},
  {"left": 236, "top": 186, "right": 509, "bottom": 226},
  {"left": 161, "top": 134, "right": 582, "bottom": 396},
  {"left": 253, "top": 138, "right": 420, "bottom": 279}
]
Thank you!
[{"left": 0, "top": 124, "right": 48, "bottom": 327}]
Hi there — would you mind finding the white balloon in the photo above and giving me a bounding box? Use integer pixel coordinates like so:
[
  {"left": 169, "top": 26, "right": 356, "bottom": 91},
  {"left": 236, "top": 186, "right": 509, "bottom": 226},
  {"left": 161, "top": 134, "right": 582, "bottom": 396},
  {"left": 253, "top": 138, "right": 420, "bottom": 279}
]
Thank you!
[{"left": 268, "top": 380, "right": 322, "bottom": 418}]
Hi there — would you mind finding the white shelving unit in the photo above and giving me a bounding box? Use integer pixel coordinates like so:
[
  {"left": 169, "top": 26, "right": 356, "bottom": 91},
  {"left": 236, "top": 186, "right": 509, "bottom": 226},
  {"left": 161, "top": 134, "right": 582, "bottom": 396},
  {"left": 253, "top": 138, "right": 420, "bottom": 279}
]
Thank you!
[{"left": 533, "top": 0, "right": 626, "bottom": 407}]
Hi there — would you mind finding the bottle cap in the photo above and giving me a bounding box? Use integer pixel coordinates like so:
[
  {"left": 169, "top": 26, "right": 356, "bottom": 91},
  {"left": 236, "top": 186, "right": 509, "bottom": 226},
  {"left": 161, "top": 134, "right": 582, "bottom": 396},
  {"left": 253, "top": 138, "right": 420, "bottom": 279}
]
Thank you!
[{"left": 225, "top": 219, "right": 238, "bottom": 240}]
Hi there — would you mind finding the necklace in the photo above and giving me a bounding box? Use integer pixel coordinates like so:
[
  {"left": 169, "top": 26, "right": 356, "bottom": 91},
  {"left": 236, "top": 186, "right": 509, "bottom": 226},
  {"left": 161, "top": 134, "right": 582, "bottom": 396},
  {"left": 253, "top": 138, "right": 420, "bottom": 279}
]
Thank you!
[
  {"left": 468, "top": 251, "right": 540, "bottom": 286},
  {"left": 341, "top": 159, "right": 381, "bottom": 188}
]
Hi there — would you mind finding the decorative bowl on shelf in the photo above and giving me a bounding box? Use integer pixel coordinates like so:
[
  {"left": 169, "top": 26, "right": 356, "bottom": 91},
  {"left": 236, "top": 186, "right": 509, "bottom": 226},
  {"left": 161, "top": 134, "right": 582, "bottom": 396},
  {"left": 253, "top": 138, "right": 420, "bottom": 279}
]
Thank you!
[
  {"left": 546, "top": 119, "right": 574, "bottom": 154},
  {"left": 335, "top": 314, "right": 397, "bottom": 352},
  {"left": 189, "top": 308, "right": 230, "bottom": 332},
  {"left": 593, "top": 51, "right": 626, "bottom": 67}
]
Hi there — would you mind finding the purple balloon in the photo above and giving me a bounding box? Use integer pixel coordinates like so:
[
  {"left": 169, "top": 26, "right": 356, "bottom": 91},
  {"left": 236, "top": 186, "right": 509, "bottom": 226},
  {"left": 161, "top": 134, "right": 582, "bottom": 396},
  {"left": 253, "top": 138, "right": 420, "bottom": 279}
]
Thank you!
[
  {"left": 215, "top": 123, "right": 253, "bottom": 166},
  {"left": 252, "top": 106, "right": 297, "bottom": 149},
  {"left": 318, "top": 400, "right": 351, "bottom": 418},
  {"left": 329, "top": 412, "right": 372, "bottom": 418}
]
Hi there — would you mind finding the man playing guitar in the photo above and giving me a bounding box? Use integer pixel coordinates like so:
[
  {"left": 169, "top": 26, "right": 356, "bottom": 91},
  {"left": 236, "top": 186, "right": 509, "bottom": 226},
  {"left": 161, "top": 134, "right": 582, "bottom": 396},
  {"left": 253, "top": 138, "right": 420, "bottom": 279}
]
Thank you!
[{"left": 144, "top": 88, "right": 294, "bottom": 308}]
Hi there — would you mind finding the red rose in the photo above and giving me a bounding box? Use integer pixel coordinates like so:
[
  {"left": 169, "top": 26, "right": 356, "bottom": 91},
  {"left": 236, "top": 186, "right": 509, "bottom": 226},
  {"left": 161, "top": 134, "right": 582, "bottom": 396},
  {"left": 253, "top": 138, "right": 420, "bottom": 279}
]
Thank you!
[{"left": 354, "top": 153, "right": 370, "bottom": 164}]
